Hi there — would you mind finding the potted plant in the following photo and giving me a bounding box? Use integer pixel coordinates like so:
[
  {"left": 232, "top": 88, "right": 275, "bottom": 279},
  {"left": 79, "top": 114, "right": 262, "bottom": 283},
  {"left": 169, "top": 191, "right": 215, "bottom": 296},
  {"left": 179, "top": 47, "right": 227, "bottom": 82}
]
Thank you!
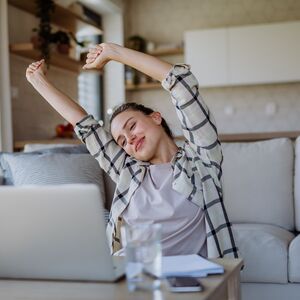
[
  {"left": 32, "top": 0, "right": 55, "bottom": 63},
  {"left": 51, "top": 30, "right": 86, "bottom": 55},
  {"left": 32, "top": 0, "right": 86, "bottom": 62},
  {"left": 50, "top": 30, "right": 71, "bottom": 54}
]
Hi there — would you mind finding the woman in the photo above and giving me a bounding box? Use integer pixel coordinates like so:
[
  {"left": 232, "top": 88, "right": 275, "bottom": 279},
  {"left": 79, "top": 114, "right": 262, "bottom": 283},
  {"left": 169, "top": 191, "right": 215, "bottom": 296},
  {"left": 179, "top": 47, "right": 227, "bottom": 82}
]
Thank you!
[{"left": 26, "top": 43, "right": 239, "bottom": 258}]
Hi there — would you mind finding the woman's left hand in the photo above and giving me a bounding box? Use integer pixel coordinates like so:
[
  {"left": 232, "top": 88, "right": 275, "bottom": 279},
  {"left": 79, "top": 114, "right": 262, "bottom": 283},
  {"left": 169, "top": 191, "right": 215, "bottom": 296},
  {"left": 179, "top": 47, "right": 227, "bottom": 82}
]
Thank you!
[{"left": 83, "top": 43, "right": 115, "bottom": 70}]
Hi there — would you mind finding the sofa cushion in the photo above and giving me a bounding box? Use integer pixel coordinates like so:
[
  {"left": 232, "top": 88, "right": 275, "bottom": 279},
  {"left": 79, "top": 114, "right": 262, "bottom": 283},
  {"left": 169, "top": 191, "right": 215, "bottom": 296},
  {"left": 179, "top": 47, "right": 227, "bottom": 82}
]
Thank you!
[
  {"left": 294, "top": 137, "right": 300, "bottom": 231},
  {"left": 233, "top": 223, "right": 294, "bottom": 283},
  {"left": 288, "top": 234, "right": 300, "bottom": 283},
  {"left": 0, "top": 153, "right": 105, "bottom": 196},
  {"left": 222, "top": 138, "right": 294, "bottom": 231}
]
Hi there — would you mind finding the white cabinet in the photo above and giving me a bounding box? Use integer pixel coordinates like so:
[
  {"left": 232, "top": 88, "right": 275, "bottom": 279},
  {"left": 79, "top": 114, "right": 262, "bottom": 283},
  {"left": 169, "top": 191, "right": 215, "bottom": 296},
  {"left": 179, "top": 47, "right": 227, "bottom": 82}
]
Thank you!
[
  {"left": 184, "top": 28, "right": 228, "bottom": 87},
  {"left": 184, "top": 21, "right": 300, "bottom": 87}
]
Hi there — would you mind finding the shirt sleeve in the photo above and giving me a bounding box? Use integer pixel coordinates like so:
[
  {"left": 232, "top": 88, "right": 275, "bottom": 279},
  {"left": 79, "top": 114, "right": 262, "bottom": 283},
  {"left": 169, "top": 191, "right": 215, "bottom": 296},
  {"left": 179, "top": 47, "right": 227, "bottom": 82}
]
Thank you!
[
  {"left": 74, "top": 115, "right": 127, "bottom": 183},
  {"left": 162, "top": 64, "right": 223, "bottom": 174}
]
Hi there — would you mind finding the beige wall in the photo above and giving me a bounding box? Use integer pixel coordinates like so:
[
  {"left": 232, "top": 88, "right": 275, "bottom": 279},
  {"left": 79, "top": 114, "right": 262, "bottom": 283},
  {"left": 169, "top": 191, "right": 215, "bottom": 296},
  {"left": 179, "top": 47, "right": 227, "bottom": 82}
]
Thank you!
[
  {"left": 124, "top": 0, "right": 300, "bottom": 135},
  {"left": 10, "top": 55, "right": 78, "bottom": 141}
]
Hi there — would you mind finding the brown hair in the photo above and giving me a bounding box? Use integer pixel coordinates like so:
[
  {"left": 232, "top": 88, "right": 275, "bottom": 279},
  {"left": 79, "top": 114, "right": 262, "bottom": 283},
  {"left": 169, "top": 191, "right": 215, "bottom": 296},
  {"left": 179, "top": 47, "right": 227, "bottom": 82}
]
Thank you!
[{"left": 110, "top": 102, "right": 173, "bottom": 138}]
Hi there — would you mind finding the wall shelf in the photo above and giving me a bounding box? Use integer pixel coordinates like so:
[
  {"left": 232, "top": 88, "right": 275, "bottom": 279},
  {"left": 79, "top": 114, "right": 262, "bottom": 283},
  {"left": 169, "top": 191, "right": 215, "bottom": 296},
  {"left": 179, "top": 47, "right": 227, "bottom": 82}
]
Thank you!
[
  {"left": 8, "top": 0, "right": 102, "bottom": 35},
  {"left": 176, "top": 131, "right": 300, "bottom": 143},
  {"left": 10, "top": 43, "right": 83, "bottom": 73},
  {"left": 14, "top": 138, "right": 81, "bottom": 152},
  {"left": 147, "top": 47, "right": 183, "bottom": 56},
  {"left": 126, "top": 82, "right": 161, "bottom": 91}
]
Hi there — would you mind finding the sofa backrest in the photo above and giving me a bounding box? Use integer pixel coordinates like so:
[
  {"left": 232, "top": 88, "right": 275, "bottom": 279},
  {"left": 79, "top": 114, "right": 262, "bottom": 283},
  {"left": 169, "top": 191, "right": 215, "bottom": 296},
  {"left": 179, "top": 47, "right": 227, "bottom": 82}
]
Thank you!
[
  {"left": 294, "top": 137, "right": 300, "bottom": 231},
  {"left": 222, "top": 138, "right": 294, "bottom": 231}
]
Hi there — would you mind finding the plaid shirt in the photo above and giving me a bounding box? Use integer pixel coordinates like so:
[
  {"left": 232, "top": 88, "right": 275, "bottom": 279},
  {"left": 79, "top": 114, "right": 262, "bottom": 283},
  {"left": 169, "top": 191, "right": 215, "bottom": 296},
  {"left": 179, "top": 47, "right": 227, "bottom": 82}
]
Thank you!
[{"left": 75, "top": 64, "right": 239, "bottom": 259}]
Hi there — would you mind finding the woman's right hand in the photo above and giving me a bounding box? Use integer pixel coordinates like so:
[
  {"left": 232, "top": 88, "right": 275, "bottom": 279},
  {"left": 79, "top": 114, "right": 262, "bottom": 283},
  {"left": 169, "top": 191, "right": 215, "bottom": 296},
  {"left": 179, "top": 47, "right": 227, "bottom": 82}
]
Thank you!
[{"left": 26, "top": 59, "right": 47, "bottom": 85}]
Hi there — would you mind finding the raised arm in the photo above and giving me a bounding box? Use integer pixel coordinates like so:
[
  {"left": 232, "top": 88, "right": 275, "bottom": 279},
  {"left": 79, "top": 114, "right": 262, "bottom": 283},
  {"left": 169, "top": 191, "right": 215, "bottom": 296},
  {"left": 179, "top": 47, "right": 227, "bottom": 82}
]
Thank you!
[
  {"left": 26, "top": 59, "right": 126, "bottom": 182},
  {"left": 26, "top": 59, "right": 87, "bottom": 127},
  {"left": 83, "top": 43, "right": 172, "bottom": 83},
  {"left": 162, "top": 64, "right": 223, "bottom": 173}
]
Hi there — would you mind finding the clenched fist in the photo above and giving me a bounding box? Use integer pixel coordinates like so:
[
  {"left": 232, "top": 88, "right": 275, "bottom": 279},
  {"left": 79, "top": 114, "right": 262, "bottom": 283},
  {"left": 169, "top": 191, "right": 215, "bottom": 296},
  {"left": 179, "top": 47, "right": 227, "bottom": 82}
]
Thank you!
[
  {"left": 26, "top": 59, "right": 47, "bottom": 85},
  {"left": 83, "top": 43, "right": 117, "bottom": 70}
]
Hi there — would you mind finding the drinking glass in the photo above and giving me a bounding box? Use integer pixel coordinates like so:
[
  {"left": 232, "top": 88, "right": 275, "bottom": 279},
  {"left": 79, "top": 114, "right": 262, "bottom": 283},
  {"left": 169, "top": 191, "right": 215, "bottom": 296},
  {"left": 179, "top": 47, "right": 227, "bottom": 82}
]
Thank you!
[{"left": 122, "top": 223, "right": 162, "bottom": 292}]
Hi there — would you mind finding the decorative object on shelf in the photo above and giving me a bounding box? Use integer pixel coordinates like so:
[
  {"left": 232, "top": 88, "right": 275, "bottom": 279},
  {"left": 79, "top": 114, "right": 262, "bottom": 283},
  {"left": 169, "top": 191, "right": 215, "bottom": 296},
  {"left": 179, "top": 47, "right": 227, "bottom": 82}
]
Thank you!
[
  {"left": 146, "top": 41, "right": 155, "bottom": 53},
  {"left": 124, "top": 39, "right": 184, "bottom": 91},
  {"left": 50, "top": 30, "right": 85, "bottom": 55},
  {"left": 127, "top": 35, "right": 147, "bottom": 52},
  {"left": 138, "top": 72, "right": 149, "bottom": 84},
  {"left": 50, "top": 30, "right": 71, "bottom": 54},
  {"left": 125, "top": 36, "right": 148, "bottom": 85},
  {"left": 55, "top": 122, "right": 74, "bottom": 138},
  {"left": 125, "top": 66, "right": 139, "bottom": 85}
]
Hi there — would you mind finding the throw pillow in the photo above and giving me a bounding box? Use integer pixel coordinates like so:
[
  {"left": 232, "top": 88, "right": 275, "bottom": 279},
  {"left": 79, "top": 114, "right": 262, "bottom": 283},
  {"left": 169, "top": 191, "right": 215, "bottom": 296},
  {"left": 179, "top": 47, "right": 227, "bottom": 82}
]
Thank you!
[{"left": 0, "top": 152, "right": 109, "bottom": 224}]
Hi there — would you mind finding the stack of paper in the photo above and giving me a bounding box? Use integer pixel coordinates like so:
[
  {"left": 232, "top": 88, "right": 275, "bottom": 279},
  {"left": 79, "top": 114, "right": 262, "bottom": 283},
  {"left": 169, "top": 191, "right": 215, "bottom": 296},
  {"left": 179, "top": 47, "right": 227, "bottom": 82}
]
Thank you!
[{"left": 162, "top": 254, "right": 224, "bottom": 277}]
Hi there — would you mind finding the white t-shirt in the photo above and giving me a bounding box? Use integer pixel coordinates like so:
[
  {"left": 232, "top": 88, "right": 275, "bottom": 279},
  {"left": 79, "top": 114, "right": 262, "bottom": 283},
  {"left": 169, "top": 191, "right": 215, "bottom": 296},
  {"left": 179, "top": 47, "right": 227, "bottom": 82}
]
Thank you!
[{"left": 122, "top": 162, "right": 207, "bottom": 257}]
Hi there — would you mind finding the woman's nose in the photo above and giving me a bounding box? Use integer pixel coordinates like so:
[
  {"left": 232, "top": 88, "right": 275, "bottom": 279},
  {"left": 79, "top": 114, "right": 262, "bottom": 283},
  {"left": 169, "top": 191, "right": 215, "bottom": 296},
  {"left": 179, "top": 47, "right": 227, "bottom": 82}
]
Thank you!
[{"left": 127, "top": 133, "right": 136, "bottom": 145}]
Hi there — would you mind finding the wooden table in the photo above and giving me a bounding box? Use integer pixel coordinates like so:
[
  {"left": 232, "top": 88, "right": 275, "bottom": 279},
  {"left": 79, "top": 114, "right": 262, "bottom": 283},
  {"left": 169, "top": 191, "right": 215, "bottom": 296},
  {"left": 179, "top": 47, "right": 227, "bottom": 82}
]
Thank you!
[{"left": 0, "top": 259, "right": 243, "bottom": 300}]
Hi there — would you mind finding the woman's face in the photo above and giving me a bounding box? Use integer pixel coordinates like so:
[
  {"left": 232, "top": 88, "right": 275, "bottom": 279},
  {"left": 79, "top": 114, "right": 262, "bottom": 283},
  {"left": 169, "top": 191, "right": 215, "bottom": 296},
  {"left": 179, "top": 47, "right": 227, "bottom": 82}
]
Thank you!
[{"left": 110, "top": 110, "right": 163, "bottom": 161}]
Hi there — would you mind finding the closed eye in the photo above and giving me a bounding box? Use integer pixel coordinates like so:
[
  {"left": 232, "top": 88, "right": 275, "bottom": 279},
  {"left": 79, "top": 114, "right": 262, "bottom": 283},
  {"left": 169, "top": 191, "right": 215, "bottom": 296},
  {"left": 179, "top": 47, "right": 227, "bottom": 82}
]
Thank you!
[{"left": 130, "top": 122, "right": 136, "bottom": 130}]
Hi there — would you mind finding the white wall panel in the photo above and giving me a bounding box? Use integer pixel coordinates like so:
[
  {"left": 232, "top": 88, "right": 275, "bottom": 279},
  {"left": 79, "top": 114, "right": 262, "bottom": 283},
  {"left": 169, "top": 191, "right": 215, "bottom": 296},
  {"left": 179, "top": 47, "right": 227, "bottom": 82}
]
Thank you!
[
  {"left": 229, "top": 22, "right": 300, "bottom": 85},
  {"left": 184, "top": 28, "right": 228, "bottom": 87}
]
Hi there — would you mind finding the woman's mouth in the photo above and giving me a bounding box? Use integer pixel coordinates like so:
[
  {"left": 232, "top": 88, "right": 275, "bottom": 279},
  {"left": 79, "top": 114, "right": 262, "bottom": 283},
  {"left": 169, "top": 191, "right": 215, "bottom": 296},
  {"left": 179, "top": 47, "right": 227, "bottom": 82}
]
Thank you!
[{"left": 135, "top": 137, "right": 145, "bottom": 152}]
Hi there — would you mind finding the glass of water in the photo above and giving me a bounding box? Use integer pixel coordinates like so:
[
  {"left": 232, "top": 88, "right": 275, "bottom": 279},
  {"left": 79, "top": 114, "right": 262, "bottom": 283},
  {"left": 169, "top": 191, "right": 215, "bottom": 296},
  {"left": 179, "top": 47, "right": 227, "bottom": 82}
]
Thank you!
[{"left": 122, "top": 223, "right": 162, "bottom": 292}]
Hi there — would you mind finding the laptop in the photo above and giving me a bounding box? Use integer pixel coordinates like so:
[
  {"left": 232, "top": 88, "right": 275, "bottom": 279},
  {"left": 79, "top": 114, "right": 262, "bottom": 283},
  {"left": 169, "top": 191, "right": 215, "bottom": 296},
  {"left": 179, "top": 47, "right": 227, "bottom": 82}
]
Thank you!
[{"left": 0, "top": 184, "right": 125, "bottom": 282}]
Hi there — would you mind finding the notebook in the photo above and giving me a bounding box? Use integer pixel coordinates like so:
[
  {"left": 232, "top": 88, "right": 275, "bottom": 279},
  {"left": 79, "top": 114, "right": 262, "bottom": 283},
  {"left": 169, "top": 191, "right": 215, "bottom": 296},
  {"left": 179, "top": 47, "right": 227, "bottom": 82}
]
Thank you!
[{"left": 162, "top": 254, "right": 224, "bottom": 277}]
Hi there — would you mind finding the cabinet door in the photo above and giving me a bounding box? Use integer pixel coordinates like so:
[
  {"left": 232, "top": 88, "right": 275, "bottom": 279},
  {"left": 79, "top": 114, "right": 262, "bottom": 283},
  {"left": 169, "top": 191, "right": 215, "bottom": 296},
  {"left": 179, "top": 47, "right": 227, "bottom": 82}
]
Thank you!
[
  {"left": 229, "top": 21, "right": 300, "bottom": 85},
  {"left": 184, "top": 28, "right": 228, "bottom": 87},
  {"left": 185, "top": 21, "right": 300, "bottom": 87}
]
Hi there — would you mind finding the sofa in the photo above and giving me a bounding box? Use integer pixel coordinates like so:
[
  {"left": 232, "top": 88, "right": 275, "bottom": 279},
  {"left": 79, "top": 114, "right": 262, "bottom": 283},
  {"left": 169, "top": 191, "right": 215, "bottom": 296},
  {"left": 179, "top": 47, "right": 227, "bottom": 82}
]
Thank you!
[{"left": 1, "top": 137, "right": 300, "bottom": 300}]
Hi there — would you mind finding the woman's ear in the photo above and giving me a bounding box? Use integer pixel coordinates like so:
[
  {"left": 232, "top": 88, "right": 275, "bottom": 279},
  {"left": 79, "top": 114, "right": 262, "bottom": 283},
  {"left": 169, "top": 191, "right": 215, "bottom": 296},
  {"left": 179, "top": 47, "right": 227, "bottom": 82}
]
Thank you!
[{"left": 150, "top": 112, "right": 162, "bottom": 125}]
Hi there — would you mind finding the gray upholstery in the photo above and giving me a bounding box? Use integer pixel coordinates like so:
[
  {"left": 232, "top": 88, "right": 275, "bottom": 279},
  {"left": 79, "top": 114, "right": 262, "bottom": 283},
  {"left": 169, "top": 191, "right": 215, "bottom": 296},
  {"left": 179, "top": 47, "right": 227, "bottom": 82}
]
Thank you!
[
  {"left": 289, "top": 234, "right": 300, "bottom": 283},
  {"left": 233, "top": 223, "right": 294, "bottom": 283},
  {"left": 222, "top": 138, "right": 294, "bottom": 231}
]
